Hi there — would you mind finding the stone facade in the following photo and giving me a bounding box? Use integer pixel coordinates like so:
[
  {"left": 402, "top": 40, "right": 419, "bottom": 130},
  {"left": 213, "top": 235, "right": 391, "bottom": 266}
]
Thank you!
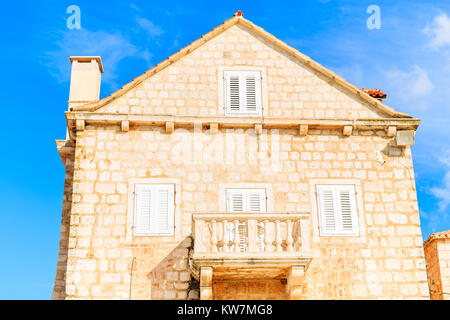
[
  {"left": 53, "top": 13, "right": 429, "bottom": 299},
  {"left": 424, "top": 231, "right": 450, "bottom": 300}
]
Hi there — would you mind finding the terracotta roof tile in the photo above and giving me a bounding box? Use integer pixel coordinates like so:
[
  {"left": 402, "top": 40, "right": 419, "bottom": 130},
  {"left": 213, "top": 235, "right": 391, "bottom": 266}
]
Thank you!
[
  {"left": 360, "top": 88, "right": 387, "bottom": 99},
  {"left": 424, "top": 230, "right": 450, "bottom": 246}
]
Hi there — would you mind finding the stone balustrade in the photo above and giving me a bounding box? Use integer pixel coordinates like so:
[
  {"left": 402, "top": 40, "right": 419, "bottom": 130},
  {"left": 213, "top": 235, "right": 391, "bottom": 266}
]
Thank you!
[
  {"left": 191, "top": 212, "right": 313, "bottom": 299},
  {"left": 193, "top": 213, "right": 311, "bottom": 254}
]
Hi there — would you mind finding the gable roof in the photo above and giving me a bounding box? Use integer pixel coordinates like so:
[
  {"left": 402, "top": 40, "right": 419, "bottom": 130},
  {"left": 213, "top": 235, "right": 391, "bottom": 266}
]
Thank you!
[{"left": 70, "top": 11, "right": 412, "bottom": 118}]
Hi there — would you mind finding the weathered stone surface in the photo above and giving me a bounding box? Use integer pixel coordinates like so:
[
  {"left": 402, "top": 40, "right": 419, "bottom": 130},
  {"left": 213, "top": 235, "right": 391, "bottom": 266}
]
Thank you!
[{"left": 52, "top": 15, "right": 427, "bottom": 301}]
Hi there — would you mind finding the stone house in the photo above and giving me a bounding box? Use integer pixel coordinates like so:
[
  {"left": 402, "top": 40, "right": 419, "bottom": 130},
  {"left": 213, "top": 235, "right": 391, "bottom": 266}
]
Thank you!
[
  {"left": 424, "top": 230, "right": 450, "bottom": 300},
  {"left": 52, "top": 11, "right": 429, "bottom": 300}
]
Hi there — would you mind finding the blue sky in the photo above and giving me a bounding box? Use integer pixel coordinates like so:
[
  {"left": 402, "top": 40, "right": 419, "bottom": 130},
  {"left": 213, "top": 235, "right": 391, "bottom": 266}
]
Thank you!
[{"left": 0, "top": 0, "right": 449, "bottom": 299}]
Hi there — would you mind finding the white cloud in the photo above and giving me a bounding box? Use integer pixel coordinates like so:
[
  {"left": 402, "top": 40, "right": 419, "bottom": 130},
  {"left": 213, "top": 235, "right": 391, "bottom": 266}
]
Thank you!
[
  {"left": 136, "top": 17, "right": 164, "bottom": 37},
  {"left": 384, "top": 65, "right": 433, "bottom": 109},
  {"left": 43, "top": 28, "right": 151, "bottom": 88},
  {"left": 430, "top": 151, "right": 450, "bottom": 211},
  {"left": 430, "top": 172, "right": 450, "bottom": 211},
  {"left": 423, "top": 13, "right": 450, "bottom": 50}
]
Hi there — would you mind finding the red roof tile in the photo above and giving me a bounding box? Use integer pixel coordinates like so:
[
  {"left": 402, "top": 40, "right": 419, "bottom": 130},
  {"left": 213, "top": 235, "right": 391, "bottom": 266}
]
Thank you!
[
  {"left": 424, "top": 230, "right": 450, "bottom": 246},
  {"left": 361, "top": 88, "right": 387, "bottom": 99}
]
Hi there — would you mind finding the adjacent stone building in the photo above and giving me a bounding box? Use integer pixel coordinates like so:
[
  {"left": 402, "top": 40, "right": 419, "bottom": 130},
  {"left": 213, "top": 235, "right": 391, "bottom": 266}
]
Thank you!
[
  {"left": 52, "top": 11, "right": 429, "bottom": 300},
  {"left": 424, "top": 230, "right": 450, "bottom": 300}
]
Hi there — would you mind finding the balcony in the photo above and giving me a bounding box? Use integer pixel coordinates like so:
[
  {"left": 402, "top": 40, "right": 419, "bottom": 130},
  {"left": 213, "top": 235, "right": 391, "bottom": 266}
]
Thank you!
[{"left": 191, "top": 212, "right": 312, "bottom": 299}]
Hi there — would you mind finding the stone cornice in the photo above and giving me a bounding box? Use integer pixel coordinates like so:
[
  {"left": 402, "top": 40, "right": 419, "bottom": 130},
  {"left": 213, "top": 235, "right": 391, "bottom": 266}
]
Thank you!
[
  {"left": 65, "top": 111, "right": 420, "bottom": 140},
  {"left": 56, "top": 139, "right": 75, "bottom": 166}
]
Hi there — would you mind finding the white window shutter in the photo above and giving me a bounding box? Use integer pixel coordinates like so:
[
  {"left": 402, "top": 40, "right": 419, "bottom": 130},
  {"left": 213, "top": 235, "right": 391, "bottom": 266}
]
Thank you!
[
  {"left": 224, "top": 71, "right": 262, "bottom": 115},
  {"left": 228, "top": 191, "right": 244, "bottom": 212},
  {"left": 244, "top": 72, "right": 261, "bottom": 113},
  {"left": 134, "top": 184, "right": 174, "bottom": 236},
  {"left": 134, "top": 185, "right": 152, "bottom": 235},
  {"left": 226, "top": 188, "right": 266, "bottom": 251},
  {"left": 337, "top": 186, "right": 359, "bottom": 235},
  {"left": 317, "top": 188, "right": 337, "bottom": 234},
  {"left": 226, "top": 188, "right": 266, "bottom": 212},
  {"left": 316, "top": 185, "right": 359, "bottom": 236},
  {"left": 227, "top": 73, "right": 241, "bottom": 112},
  {"left": 154, "top": 185, "right": 175, "bottom": 235}
]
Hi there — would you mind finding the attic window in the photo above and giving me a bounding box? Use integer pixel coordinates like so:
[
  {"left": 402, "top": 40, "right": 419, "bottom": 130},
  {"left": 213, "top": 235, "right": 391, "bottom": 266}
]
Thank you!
[{"left": 224, "top": 71, "right": 262, "bottom": 116}]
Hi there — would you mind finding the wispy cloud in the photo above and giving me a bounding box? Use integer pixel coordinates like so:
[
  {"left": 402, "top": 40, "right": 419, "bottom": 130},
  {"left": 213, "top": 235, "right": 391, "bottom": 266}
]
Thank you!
[
  {"left": 423, "top": 13, "right": 450, "bottom": 51},
  {"left": 136, "top": 17, "right": 164, "bottom": 37},
  {"left": 430, "top": 150, "right": 450, "bottom": 211},
  {"left": 384, "top": 65, "right": 433, "bottom": 110},
  {"left": 43, "top": 28, "right": 151, "bottom": 88}
]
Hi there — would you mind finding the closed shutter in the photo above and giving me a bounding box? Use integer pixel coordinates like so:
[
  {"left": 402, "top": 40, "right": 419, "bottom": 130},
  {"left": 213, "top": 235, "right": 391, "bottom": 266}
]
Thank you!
[
  {"left": 134, "top": 184, "right": 175, "bottom": 236},
  {"left": 226, "top": 188, "right": 266, "bottom": 251},
  {"left": 228, "top": 74, "right": 241, "bottom": 112},
  {"left": 224, "top": 71, "right": 262, "bottom": 115},
  {"left": 226, "top": 188, "right": 266, "bottom": 213},
  {"left": 316, "top": 185, "right": 359, "bottom": 236},
  {"left": 134, "top": 187, "right": 152, "bottom": 235}
]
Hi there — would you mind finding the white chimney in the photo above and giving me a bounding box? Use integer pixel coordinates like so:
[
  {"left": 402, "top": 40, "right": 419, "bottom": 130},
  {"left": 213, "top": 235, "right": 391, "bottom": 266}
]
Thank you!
[{"left": 68, "top": 56, "right": 103, "bottom": 108}]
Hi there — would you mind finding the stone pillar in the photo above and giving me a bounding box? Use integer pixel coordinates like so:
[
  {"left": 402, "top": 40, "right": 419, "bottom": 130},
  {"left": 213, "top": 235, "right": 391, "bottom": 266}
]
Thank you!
[
  {"left": 200, "top": 267, "right": 213, "bottom": 300},
  {"left": 287, "top": 266, "right": 304, "bottom": 300}
]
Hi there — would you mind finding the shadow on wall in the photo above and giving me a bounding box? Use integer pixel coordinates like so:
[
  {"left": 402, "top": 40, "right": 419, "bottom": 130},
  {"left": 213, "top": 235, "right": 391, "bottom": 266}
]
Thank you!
[
  {"left": 52, "top": 152, "right": 75, "bottom": 300},
  {"left": 147, "top": 236, "right": 199, "bottom": 300}
]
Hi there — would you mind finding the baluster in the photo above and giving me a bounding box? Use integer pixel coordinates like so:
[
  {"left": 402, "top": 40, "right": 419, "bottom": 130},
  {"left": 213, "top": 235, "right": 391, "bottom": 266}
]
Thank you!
[
  {"left": 299, "top": 218, "right": 310, "bottom": 252},
  {"left": 264, "top": 220, "right": 272, "bottom": 252},
  {"left": 247, "top": 219, "right": 258, "bottom": 252},
  {"left": 211, "top": 220, "right": 218, "bottom": 252},
  {"left": 223, "top": 219, "right": 229, "bottom": 252},
  {"left": 194, "top": 218, "right": 205, "bottom": 253},
  {"left": 286, "top": 219, "right": 294, "bottom": 252},
  {"left": 275, "top": 220, "right": 282, "bottom": 252},
  {"left": 233, "top": 220, "right": 240, "bottom": 252}
]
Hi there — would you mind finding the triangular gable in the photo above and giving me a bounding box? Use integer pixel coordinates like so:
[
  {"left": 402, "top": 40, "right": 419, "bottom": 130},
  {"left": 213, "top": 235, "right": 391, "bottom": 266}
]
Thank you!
[{"left": 70, "top": 12, "right": 411, "bottom": 118}]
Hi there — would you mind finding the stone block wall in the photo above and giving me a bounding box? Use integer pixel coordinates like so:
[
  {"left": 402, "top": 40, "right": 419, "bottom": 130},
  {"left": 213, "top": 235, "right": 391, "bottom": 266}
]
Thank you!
[
  {"left": 52, "top": 153, "right": 75, "bottom": 300},
  {"left": 438, "top": 240, "right": 450, "bottom": 299},
  {"left": 53, "top": 124, "right": 429, "bottom": 299},
  {"left": 213, "top": 280, "right": 287, "bottom": 300},
  {"left": 424, "top": 239, "right": 441, "bottom": 299}
]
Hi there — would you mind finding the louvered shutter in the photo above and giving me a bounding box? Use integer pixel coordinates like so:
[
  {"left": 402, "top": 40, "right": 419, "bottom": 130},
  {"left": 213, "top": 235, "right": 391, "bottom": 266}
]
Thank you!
[
  {"left": 226, "top": 188, "right": 266, "bottom": 251},
  {"left": 134, "top": 185, "right": 152, "bottom": 235},
  {"left": 226, "top": 188, "right": 266, "bottom": 213},
  {"left": 336, "top": 187, "right": 359, "bottom": 235},
  {"left": 244, "top": 72, "right": 261, "bottom": 113},
  {"left": 224, "top": 71, "right": 262, "bottom": 115},
  {"left": 317, "top": 188, "right": 336, "bottom": 234},
  {"left": 134, "top": 184, "right": 175, "bottom": 236},
  {"left": 316, "top": 185, "right": 359, "bottom": 236}
]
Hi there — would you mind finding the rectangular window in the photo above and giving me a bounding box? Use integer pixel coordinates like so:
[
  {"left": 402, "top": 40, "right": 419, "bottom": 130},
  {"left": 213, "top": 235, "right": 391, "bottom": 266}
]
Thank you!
[
  {"left": 316, "top": 185, "right": 359, "bottom": 236},
  {"left": 226, "top": 188, "right": 266, "bottom": 251},
  {"left": 224, "top": 71, "right": 262, "bottom": 116},
  {"left": 134, "top": 184, "right": 175, "bottom": 236}
]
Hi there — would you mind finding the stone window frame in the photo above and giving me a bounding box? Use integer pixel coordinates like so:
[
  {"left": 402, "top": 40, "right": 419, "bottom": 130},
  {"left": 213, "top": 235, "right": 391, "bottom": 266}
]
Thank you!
[
  {"left": 126, "top": 178, "right": 182, "bottom": 242},
  {"left": 217, "top": 66, "right": 269, "bottom": 117},
  {"left": 219, "top": 183, "right": 274, "bottom": 213},
  {"left": 309, "top": 179, "right": 367, "bottom": 243}
]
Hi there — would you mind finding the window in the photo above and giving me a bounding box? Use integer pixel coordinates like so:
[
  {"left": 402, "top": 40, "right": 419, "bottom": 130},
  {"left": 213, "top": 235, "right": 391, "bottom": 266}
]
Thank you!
[
  {"left": 316, "top": 185, "right": 359, "bottom": 236},
  {"left": 226, "top": 188, "right": 266, "bottom": 251},
  {"left": 133, "top": 184, "right": 175, "bottom": 236},
  {"left": 224, "top": 71, "right": 262, "bottom": 115},
  {"left": 226, "top": 188, "right": 266, "bottom": 213}
]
